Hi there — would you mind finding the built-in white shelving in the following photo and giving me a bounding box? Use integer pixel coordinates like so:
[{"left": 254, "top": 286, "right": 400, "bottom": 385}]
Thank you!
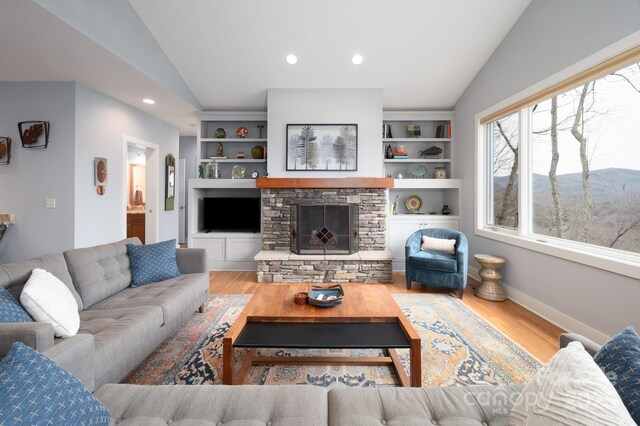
[{"left": 383, "top": 111, "right": 461, "bottom": 270}]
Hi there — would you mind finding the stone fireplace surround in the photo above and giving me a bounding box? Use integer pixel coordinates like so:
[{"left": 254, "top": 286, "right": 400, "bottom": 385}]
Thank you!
[{"left": 255, "top": 178, "right": 393, "bottom": 283}]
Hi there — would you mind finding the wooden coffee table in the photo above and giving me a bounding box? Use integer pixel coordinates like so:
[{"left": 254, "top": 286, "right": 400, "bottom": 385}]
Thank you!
[{"left": 222, "top": 283, "right": 422, "bottom": 387}]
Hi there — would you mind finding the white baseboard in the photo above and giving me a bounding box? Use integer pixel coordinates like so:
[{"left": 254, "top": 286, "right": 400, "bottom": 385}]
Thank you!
[{"left": 467, "top": 266, "right": 609, "bottom": 345}]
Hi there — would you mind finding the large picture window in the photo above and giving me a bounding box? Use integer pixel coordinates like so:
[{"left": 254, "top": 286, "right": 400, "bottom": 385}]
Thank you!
[{"left": 477, "top": 45, "right": 640, "bottom": 276}]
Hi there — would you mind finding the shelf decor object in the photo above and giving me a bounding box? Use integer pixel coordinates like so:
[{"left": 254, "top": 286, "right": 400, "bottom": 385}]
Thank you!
[
  {"left": 214, "top": 128, "right": 226, "bottom": 138},
  {"left": 18, "top": 121, "right": 50, "bottom": 149},
  {"left": 286, "top": 124, "right": 357, "bottom": 171},
  {"left": 231, "top": 165, "right": 246, "bottom": 179},
  {"left": 419, "top": 146, "right": 443, "bottom": 158},
  {"left": 165, "top": 154, "right": 175, "bottom": 211},
  {"left": 406, "top": 124, "right": 421, "bottom": 137},
  {"left": 236, "top": 127, "right": 248, "bottom": 138},
  {"left": 407, "top": 164, "right": 427, "bottom": 179},
  {"left": 405, "top": 195, "right": 423, "bottom": 214},
  {"left": 0, "top": 137, "right": 11, "bottom": 165}
]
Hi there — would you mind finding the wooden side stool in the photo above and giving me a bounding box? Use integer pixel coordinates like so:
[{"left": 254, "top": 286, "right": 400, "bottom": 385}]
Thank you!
[{"left": 473, "top": 254, "right": 507, "bottom": 301}]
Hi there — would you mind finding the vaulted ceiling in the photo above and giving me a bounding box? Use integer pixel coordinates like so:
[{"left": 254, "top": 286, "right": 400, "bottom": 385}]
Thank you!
[{"left": 0, "top": 0, "right": 531, "bottom": 135}]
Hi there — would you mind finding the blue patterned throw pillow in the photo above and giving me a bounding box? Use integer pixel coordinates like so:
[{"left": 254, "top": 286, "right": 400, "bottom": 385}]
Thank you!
[
  {"left": 0, "top": 342, "right": 111, "bottom": 425},
  {"left": 594, "top": 326, "right": 640, "bottom": 424},
  {"left": 0, "top": 287, "right": 33, "bottom": 323},
  {"left": 127, "top": 239, "right": 181, "bottom": 287}
]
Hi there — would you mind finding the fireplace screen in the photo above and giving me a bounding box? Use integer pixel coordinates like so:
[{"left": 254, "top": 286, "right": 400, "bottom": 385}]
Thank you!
[{"left": 290, "top": 202, "right": 358, "bottom": 255}]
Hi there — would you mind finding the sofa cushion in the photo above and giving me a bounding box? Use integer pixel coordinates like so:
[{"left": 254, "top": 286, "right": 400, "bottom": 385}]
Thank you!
[
  {"left": 409, "top": 250, "right": 457, "bottom": 273},
  {"left": 329, "top": 385, "right": 523, "bottom": 425},
  {"left": 20, "top": 268, "right": 80, "bottom": 337},
  {"left": 594, "top": 326, "right": 640, "bottom": 424},
  {"left": 510, "top": 341, "right": 635, "bottom": 425},
  {"left": 127, "top": 239, "right": 181, "bottom": 287},
  {"left": 0, "top": 342, "right": 111, "bottom": 425},
  {"left": 88, "top": 273, "right": 208, "bottom": 324},
  {"left": 79, "top": 306, "right": 163, "bottom": 382},
  {"left": 0, "top": 252, "right": 83, "bottom": 310},
  {"left": 64, "top": 238, "right": 141, "bottom": 309},
  {"left": 95, "top": 384, "right": 328, "bottom": 426},
  {"left": 0, "top": 287, "right": 33, "bottom": 323}
]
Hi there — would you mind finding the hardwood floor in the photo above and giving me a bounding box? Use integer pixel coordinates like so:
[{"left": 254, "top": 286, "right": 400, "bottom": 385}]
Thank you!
[{"left": 210, "top": 271, "right": 565, "bottom": 363}]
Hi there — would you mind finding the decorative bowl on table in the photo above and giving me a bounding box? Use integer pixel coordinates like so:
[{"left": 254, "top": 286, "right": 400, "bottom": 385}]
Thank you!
[{"left": 308, "top": 284, "right": 344, "bottom": 307}]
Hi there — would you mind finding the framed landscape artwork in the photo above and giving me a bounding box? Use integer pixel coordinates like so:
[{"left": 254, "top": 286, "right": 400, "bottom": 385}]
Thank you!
[{"left": 286, "top": 124, "right": 358, "bottom": 171}]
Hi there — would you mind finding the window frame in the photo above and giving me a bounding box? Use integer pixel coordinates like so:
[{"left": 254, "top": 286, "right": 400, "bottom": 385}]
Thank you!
[{"left": 475, "top": 42, "right": 640, "bottom": 280}]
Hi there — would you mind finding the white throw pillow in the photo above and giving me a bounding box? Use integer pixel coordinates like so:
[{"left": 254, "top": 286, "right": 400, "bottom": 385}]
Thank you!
[
  {"left": 420, "top": 235, "right": 456, "bottom": 254},
  {"left": 510, "top": 341, "right": 635, "bottom": 425},
  {"left": 20, "top": 268, "right": 80, "bottom": 338}
]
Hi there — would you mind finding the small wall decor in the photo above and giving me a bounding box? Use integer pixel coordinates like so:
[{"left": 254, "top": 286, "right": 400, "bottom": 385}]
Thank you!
[
  {"left": 165, "top": 154, "right": 175, "bottom": 211},
  {"left": 18, "top": 121, "right": 50, "bottom": 149},
  {"left": 94, "top": 157, "right": 107, "bottom": 187},
  {"left": 286, "top": 124, "right": 358, "bottom": 171},
  {"left": 0, "top": 137, "right": 11, "bottom": 165}
]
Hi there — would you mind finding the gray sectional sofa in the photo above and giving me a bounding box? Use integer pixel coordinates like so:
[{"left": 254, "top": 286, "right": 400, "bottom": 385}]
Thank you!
[
  {"left": 0, "top": 237, "right": 209, "bottom": 389},
  {"left": 37, "top": 333, "right": 597, "bottom": 425}
]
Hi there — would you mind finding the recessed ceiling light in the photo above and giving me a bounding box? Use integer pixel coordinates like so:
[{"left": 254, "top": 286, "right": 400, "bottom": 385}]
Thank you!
[
  {"left": 142, "top": 98, "right": 156, "bottom": 105},
  {"left": 351, "top": 54, "right": 364, "bottom": 65},
  {"left": 286, "top": 54, "right": 298, "bottom": 65}
]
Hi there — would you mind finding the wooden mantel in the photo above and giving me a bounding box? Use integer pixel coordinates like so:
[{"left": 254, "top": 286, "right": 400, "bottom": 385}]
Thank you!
[{"left": 255, "top": 177, "right": 394, "bottom": 189}]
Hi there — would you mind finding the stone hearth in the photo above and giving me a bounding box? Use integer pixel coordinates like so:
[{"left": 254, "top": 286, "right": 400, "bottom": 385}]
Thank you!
[{"left": 256, "top": 184, "right": 392, "bottom": 283}]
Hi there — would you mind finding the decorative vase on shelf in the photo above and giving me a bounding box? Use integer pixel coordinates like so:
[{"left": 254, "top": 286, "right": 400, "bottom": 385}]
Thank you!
[
  {"left": 214, "top": 128, "right": 226, "bottom": 138},
  {"left": 251, "top": 145, "right": 264, "bottom": 159},
  {"left": 434, "top": 167, "right": 447, "bottom": 179},
  {"left": 442, "top": 205, "right": 451, "bottom": 215}
]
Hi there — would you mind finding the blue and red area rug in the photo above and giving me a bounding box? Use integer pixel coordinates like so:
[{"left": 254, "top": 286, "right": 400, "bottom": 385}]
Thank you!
[{"left": 124, "top": 293, "right": 540, "bottom": 388}]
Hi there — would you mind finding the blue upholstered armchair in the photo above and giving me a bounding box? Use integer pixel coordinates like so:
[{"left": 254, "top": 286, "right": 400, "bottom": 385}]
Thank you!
[{"left": 405, "top": 228, "right": 468, "bottom": 298}]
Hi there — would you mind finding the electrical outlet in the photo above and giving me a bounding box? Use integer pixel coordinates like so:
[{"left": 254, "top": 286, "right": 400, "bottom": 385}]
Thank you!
[{"left": 45, "top": 198, "right": 56, "bottom": 209}]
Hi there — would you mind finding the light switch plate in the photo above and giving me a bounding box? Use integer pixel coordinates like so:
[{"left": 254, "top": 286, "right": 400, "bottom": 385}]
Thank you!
[{"left": 45, "top": 198, "right": 56, "bottom": 209}]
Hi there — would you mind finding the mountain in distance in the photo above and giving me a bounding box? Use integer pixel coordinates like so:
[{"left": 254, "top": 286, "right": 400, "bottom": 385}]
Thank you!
[{"left": 496, "top": 168, "right": 640, "bottom": 203}]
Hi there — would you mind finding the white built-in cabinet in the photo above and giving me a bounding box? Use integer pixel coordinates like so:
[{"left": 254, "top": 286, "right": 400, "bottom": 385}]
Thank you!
[
  {"left": 188, "top": 112, "right": 266, "bottom": 271},
  {"left": 383, "top": 111, "right": 461, "bottom": 270}
]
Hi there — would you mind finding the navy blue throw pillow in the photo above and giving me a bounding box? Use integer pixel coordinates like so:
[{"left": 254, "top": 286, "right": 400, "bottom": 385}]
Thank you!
[
  {"left": 594, "top": 326, "right": 640, "bottom": 423},
  {"left": 0, "top": 342, "right": 111, "bottom": 425},
  {"left": 0, "top": 287, "right": 33, "bottom": 323},
  {"left": 127, "top": 239, "right": 181, "bottom": 287}
]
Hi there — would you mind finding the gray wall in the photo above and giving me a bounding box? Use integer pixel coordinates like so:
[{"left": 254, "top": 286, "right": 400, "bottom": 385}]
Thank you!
[
  {"left": 0, "top": 82, "right": 76, "bottom": 263},
  {"left": 454, "top": 0, "right": 640, "bottom": 341},
  {"left": 74, "top": 83, "right": 180, "bottom": 248},
  {"left": 0, "top": 81, "right": 179, "bottom": 263},
  {"left": 267, "top": 89, "right": 383, "bottom": 177}
]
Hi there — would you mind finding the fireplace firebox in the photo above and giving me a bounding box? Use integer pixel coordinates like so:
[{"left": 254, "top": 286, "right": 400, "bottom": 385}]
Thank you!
[{"left": 290, "top": 202, "right": 358, "bottom": 255}]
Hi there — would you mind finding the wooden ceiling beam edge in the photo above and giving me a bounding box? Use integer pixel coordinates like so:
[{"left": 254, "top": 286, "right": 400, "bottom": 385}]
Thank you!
[{"left": 255, "top": 177, "right": 394, "bottom": 189}]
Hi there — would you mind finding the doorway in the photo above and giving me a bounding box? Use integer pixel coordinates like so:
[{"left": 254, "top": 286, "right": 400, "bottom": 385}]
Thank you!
[{"left": 122, "top": 135, "right": 159, "bottom": 244}]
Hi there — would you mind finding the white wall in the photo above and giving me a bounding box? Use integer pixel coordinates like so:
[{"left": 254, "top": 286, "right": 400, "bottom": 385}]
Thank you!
[
  {"left": 267, "top": 89, "right": 383, "bottom": 177},
  {"left": 0, "top": 82, "right": 76, "bottom": 263},
  {"left": 74, "top": 83, "right": 180, "bottom": 248},
  {"left": 454, "top": 0, "right": 640, "bottom": 341},
  {"left": 179, "top": 136, "right": 196, "bottom": 240}
]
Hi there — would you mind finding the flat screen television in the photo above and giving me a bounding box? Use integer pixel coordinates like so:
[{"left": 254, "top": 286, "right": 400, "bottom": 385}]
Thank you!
[{"left": 203, "top": 197, "right": 261, "bottom": 233}]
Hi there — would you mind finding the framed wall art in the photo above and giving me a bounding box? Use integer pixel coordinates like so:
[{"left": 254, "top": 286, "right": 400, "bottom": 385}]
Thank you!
[{"left": 286, "top": 124, "right": 358, "bottom": 171}]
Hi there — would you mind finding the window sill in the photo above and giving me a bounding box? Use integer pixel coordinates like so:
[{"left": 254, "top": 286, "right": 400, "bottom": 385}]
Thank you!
[{"left": 475, "top": 227, "right": 640, "bottom": 280}]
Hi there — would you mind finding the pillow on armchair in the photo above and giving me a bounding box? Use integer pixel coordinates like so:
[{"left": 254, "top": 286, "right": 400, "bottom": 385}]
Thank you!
[{"left": 420, "top": 235, "right": 456, "bottom": 254}]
